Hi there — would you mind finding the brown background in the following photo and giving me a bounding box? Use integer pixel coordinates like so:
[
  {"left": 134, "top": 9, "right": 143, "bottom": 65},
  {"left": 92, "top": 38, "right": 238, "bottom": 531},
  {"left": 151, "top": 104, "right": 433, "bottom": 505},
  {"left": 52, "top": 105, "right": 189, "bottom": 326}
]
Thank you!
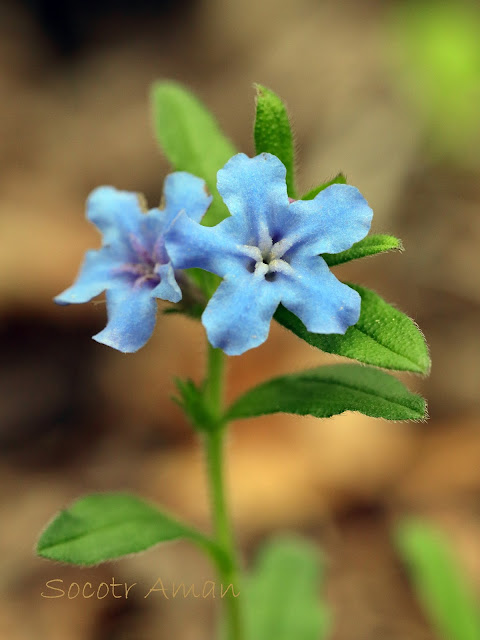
[{"left": 1, "top": 0, "right": 479, "bottom": 638}]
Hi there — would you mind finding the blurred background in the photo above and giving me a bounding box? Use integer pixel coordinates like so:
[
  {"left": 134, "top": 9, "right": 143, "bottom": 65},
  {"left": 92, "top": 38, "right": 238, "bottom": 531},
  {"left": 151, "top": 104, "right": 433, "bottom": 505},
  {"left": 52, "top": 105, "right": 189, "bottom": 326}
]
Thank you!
[{"left": 1, "top": 0, "right": 479, "bottom": 638}]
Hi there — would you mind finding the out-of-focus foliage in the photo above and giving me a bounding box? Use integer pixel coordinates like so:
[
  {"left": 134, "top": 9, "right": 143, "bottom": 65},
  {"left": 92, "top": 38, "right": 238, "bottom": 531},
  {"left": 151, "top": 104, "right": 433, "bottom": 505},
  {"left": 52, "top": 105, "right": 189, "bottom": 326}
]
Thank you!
[
  {"left": 244, "top": 538, "right": 329, "bottom": 640},
  {"left": 387, "top": 1, "right": 480, "bottom": 167},
  {"left": 151, "top": 81, "right": 236, "bottom": 228},
  {"left": 395, "top": 520, "right": 480, "bottom": 640}
]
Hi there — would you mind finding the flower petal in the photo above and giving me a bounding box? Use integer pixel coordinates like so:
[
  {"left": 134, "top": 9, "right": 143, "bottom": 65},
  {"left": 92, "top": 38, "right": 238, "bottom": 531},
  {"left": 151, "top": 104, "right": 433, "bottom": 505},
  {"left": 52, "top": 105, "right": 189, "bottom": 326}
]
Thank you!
[
  {"left": 279, "top": 255, "right": 361, "bottom": 334},
  {"left": 285, "top": 184, "right": 373, "bottom": 257},
  {"left": 217, "top": 153, "right": 289, "bottom": 244},
  {"left": 54, "top": 249, "right": 117, "bottom": 305},
  {"left": 151, "top": 262, "right": 182, "bottom": 303},
  {"left": 87, "top": 186, "right": 146, "bottom": 250},
  {"left": 162, "top": 172, "right": 212, "bottom": 225},
  {"left": 165, "top": 211, "right": 249, "bottom": 277},
  {"left": 202, "top": 274, "right": 281, "bottom": 355},
  {"left": 93, "top": 285, "right": 158, "bottom": 353}
]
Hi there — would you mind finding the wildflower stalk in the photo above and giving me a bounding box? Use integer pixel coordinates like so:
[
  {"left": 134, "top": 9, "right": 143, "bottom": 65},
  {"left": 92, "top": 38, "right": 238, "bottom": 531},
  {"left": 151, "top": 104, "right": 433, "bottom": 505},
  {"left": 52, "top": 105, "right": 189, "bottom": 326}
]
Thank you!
[{"left": 204, "top": 344, "right": 243, "bottom": 640}]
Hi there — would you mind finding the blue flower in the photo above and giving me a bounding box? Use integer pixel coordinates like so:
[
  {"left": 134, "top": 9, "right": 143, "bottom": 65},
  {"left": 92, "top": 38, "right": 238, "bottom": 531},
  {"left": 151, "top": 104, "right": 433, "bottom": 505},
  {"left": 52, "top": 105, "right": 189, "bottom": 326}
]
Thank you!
[
  {"left": 165, "top": 153, "right": 373, "bottom": 355},
  {"left": 55, "top": 173, "right": 212, "bottom": 352}
]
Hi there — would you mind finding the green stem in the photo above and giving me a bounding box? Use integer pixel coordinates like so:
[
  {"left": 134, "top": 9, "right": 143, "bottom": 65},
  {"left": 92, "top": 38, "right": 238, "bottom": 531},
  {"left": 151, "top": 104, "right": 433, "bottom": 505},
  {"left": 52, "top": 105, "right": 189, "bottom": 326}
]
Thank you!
[
  {"left": 204, "top": 345, "right": 243, "bottom": 640},
  {"left": 205, "top": 344, "right": 225, "bottom": 418}
]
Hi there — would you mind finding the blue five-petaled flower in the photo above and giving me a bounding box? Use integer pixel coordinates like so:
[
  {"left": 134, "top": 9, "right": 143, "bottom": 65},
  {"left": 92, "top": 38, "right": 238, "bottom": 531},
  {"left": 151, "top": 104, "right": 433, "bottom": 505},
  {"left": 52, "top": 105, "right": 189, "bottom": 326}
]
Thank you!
[
  {"left": 165, "top": 153, "right": 373, "bottom": 355},
  {"left": 55, "top": 172, "right": 212, "bottom": 352}
]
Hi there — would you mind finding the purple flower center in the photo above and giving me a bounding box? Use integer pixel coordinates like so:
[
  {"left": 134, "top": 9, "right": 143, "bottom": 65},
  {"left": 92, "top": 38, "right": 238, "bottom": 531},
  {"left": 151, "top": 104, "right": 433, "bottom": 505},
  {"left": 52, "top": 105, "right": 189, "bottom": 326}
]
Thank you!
[{"left": 113, "top": 233, "right": 168, "bottom": 289}]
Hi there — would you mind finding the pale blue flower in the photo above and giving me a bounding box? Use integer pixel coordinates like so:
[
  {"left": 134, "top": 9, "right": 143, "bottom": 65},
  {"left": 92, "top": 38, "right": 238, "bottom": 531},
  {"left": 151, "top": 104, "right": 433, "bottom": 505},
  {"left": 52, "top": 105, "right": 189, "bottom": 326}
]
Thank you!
[
  {"left": 55, "top": 173, "right": 212, "bottom": 352},
  {"left": 165, "top": 153, "right": 373, "bottom": 355}
]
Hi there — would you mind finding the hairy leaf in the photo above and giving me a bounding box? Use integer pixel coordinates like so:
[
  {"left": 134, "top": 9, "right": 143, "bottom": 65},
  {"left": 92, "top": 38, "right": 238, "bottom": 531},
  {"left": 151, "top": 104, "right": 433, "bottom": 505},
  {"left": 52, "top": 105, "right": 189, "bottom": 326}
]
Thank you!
[
  {"left": 227, "top": 363, "right": 426, "bottom": 422},
  {"left": 275, "top": 284, "right": 430, "bottom": 374},
  {"left": 302, "top": 173, "right": 347, "bottom": 200},
  {"left": 322, "top": 234, "right": 403, "bottom": 267},
  {"left": 173, "top": 378, "right": 218, "bottom": 432},
  {"left": 254, "top": 84, "right": 296, "bottom": 197},
  {"left": 37, "top": 493, "right": 218, "bottom": 566}
]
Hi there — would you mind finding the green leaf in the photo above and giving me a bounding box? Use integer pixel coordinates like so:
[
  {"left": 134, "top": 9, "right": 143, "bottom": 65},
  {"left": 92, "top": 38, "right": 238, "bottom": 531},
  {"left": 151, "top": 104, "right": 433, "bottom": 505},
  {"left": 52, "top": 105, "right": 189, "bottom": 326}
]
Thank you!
[
  {"left": 322, "top": 234, "right": 403, "bottom": 267},
  {"left": 244, "top": 538, "right": 330, "bottom": 640},
  {"left": 173, "top": 378, "right": 218, "bottom": 432},
  {"left": 275, "top": 284, "right": 431, "bottom": 375},
  {"left": 37, "top": 493, "right": 220, "bottom": 567},
  {"left": 151, "top": 81, "right": 236, "bottom": 228},
  {"left": 302, "top": 173, "right": 347, "bottom": 200},
  {"left": 163, "top": 302, "right": 204, "bottom": 320},
  {"left": 226, "top": 363, "right": 426, "bottom": 422},
  {"left": 395, "top": 520, "right": 480, "bottom": 640},
  {"left": 254, "top": 84, "right": 296, "bottom": 198}
]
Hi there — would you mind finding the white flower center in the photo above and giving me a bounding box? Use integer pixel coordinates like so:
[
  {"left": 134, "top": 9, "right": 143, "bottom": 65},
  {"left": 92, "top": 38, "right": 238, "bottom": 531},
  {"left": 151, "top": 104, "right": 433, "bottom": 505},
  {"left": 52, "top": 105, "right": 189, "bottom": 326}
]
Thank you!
[{"left": 240, "top": 235, "right": 293, "bottom": 281}]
